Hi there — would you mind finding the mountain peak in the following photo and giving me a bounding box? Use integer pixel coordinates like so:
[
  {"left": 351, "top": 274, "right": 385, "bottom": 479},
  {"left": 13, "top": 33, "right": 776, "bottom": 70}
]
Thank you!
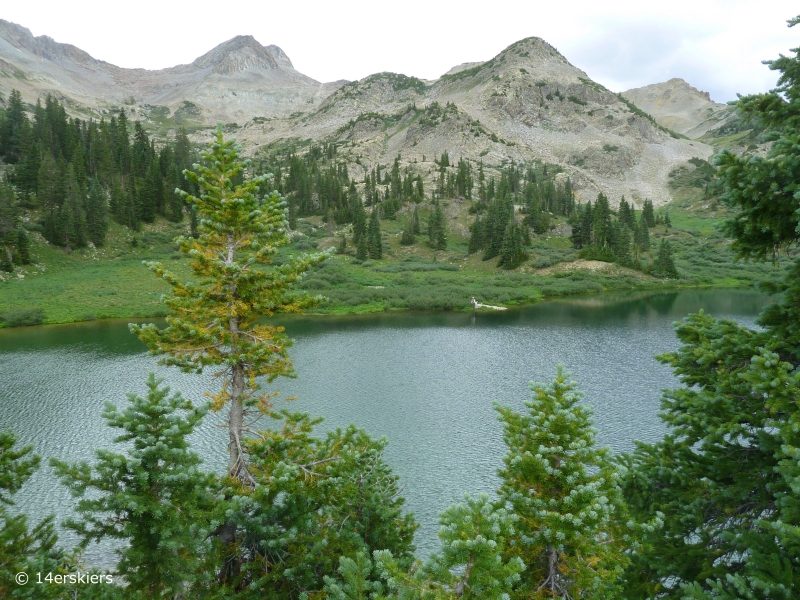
[{"left": 192, "top": 35, "right": 293, "bottom": 75}]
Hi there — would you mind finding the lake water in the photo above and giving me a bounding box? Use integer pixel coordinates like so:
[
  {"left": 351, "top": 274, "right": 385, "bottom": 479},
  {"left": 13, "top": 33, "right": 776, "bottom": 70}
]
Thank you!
[{"left": 0, "top": 288, "right": 772, "bottom": 566}]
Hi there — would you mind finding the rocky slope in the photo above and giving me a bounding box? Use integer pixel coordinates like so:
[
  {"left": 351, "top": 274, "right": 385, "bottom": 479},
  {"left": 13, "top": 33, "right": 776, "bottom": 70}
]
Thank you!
[
  {"left": 0, "top": 19, "right": 713, "bottom": 207},
  {"left": 234, "top": 38, "right": 709, "bottom": 207},
  {"left": 622, "top": 78, "right": 736, "bottom": 139},
  {"left": 0, "top": 20, "right": 342, "bottom": 124}
]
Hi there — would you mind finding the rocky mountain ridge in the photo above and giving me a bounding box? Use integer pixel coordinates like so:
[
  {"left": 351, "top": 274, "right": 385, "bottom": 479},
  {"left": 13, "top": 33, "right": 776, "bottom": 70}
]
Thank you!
[
  {"left": 621, "top": 78, "right": 736, "bottom": 139},
  {"left": 0, "top": 20, "right": 341, "bottom": 124},
  {"left": 0, "top": 19, "right": 714, "bottom": 207}
]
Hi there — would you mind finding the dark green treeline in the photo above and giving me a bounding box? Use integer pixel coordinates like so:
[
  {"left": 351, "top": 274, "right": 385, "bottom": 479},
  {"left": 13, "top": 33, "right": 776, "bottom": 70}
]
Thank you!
[{"left": 0, "top": 90, "right": 198, "bottom": 253}]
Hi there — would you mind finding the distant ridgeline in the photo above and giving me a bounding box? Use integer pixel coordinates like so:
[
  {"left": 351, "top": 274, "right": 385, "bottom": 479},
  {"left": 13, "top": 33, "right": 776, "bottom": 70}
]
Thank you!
[{"left": 0, "top": 90, "right": 199, "bottom": 263}]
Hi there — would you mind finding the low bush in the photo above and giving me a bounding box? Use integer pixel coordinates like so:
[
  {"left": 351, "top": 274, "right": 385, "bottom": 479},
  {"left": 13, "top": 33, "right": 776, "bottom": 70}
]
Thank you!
[{"left": 0, "top": 307, "right": 46, "bottom": 327}]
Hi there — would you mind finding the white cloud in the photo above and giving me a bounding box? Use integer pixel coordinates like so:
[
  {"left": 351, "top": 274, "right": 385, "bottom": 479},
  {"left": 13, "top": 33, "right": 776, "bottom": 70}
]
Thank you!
[{"left": 1, "top": 0, "right": 797, "bottom": 101}]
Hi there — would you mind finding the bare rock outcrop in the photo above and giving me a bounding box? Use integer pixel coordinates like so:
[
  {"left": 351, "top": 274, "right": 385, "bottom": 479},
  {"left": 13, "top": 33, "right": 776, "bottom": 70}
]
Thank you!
[{"left": 622, "top": 78, "right": 736, "bottom": 139}]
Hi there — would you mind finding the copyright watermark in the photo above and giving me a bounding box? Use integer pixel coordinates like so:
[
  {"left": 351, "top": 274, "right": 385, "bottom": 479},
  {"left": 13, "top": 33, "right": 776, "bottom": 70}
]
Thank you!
[{"left": 15, "top": 571, "right": 113, "bottom": 585}]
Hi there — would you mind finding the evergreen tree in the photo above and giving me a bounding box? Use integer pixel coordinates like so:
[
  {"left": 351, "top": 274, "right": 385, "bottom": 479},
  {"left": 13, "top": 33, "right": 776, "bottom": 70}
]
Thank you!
[
  {"left": 591, "top": 192, "right": 612, "bottom": 249},
  {"left": 412, "top": 205, "right": 421, "bottom": 234},
  {"left": 639, "top": 213, "right": 650, "bottom": 252},
  {"left": 482, "top": 196, "right": 512, "bottom": 260},
  {"left": 63, "top": 165, "right": 87, "bottom": 248},
  {"left": 37, "top": 153, "right": 61, "bottom": 212},
  {"left": 218, "top": 411, "right": 417, "bottom": 597},
  {"left": 374, "top": 494, "right": 524, "bottom": 599},
  {"left": 352, "top": 195, "right": 367, "bottom": 246},
  {"left": 356, "top": 233, "right": 368, "bottom": 260},
  {"left": 612, "top": 222, "right": 632, "bottom": 265},
  {"left": 428, "top": 201, "right": 447, "bottom": 250},
  {"left": 0, "top": 431, "right": 63, "bottom": 600},
  {"left": 0, "top": 183, "right": 20, "bottom": 269},
  {"left": 85, "top": 178, "right": 108, "bottom": 246},
  {"left": 51, "top": 374, "right": 215, "bottom": 597},
  {"left": 468, "top": 215, "right": 484, "bottom": 254},
  {"left": 0, "top": 248, "right": 12, "bottom": 272},
  {"left": 498, "top": 220, "right": 526, "bottom": 269},
  {"left": 131, "top": 127, "right": 326, "bottom": 483},
  {"left": 367, "top": 207, "right": 383, "bottom": 259},
  {"left": 651, "top": 239, "right": 678, "bottom": 278},
  {"left": 400, "top": 215, "right": 415, "bottom": 245},
  {"left": 622, "top": 20, "right": 800, "bottom": 597},
  {"left": 166, "top": 164, "right": 184, "bottom": 222},
  {"left": 618, "top": 196, "right": 632, "bottom": 229},
  {"left": 642, "top": 199, "right": 655, "bottom": 228},
  {"left": 497, "top": 367, "right": 630, "bottom": 598},
  {"left": 14, "top": 226, "right": 31, "bottom": 265}
]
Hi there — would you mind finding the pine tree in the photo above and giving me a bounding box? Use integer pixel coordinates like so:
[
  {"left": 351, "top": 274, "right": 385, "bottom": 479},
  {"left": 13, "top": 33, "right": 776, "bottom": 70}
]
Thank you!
[
  {"left": 412, "top": 205, "right": 421, "bottom": 234},
  {"left": 497, "top": 367, "right": 630, "bottom": 598},
  {"left": 51, "top": 374, "right": 215, "bottom": 597},
  {"left": 131, "top": 126, "right": 326, "bottom": 482}
]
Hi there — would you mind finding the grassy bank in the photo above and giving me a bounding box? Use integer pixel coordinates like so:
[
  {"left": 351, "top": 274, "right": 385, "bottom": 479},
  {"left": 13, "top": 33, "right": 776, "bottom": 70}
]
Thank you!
[{"left": 0, "top": 203, "right": 788, "bottom": 327}]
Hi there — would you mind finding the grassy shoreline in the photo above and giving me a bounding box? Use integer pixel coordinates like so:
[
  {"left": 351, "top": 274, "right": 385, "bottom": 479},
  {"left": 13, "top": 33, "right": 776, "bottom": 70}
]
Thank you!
[{"left": 0, "top": 204, "right": 788, "bottom": 328}]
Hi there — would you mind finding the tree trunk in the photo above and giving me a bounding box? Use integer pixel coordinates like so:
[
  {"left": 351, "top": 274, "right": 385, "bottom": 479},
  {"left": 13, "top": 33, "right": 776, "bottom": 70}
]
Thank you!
[{"left": 229, "top": 362, "right": 245, "bottom": 478}]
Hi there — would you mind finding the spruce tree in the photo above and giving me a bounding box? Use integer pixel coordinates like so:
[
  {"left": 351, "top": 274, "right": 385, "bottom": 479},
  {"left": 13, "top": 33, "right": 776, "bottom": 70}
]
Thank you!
[
  {"left": 429, "top": 202, "right": 447, "bottom": 250},
  {"left": 375, "top": 494, "right": 523, "bottom": 599},
  {"left": 0, "top": 431, "right": 63, "bottom": 600},
  {"left": 400, "top": 215, "right": 415, "bottom": 245},
  {"left": 621, "top": 19, "right": 800, "bottom": 597},
  {"left": 352, "top": 194, "right": 367, "bottom": 246},
  {"left": 15, "top": 226, "right": 31, "bottom": 265},
  {"left": 651, "top": 239, "right": 678, "bottom": 278},
  {"left": 469, "top": 215, "right": 484, "bottom": 254},
  {"left": 85, "top": 178, "right": 108, "bottom": 246},
  {"left": 356, "top": 233, "right": 368, "bottom": 260},
  {"left": 51, "top": 374, "right": 215, "bottom": 597},
  {"left": 642, "top": 199, "right": 655, "bottom": 228},
  {"left": 639, "top": 213, "right": 650, "bottom": 252},
  {"left": 219, "top": 411, "right": 417, "bottom": 596},
  {"left": 497, "top": 367, "right": 630, "bottom": 598},
  {"left": 498, "top": 220, "right": 526, "bottom": 269},
  {"left": 367, "top": 207, "right": 382, "bottom": 259},
  {"left": 131, "top": 126, "right": 326, "bottom": 481}
]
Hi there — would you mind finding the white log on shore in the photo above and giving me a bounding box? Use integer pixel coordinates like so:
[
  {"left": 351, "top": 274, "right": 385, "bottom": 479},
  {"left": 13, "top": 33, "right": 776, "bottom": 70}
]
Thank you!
[{"left": 471, "top": 297, "right": 507, "bottom": 311}]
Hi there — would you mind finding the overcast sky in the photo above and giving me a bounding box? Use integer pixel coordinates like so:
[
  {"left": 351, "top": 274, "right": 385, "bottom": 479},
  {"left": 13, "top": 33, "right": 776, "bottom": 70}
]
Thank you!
[{"left": 2, "top": 1, "right": 797, "bottom": 103}]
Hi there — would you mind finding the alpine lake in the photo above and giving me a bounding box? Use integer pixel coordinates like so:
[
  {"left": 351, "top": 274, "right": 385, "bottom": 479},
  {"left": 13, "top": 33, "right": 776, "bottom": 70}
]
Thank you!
[{"left": 0, "top": 288, "right": 772, "bottom": 568}]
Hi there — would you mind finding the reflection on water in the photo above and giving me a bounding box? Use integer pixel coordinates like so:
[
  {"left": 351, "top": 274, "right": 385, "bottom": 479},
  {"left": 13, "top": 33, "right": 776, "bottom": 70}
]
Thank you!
[{"left": 0, "top": 288, "right": 773, "bottom": 565}]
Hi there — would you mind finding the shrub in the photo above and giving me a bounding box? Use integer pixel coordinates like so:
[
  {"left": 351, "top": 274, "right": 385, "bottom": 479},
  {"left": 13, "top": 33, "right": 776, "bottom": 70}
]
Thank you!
[{"left": 0, "top": 308, "right": 46, "bottom": 327}]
